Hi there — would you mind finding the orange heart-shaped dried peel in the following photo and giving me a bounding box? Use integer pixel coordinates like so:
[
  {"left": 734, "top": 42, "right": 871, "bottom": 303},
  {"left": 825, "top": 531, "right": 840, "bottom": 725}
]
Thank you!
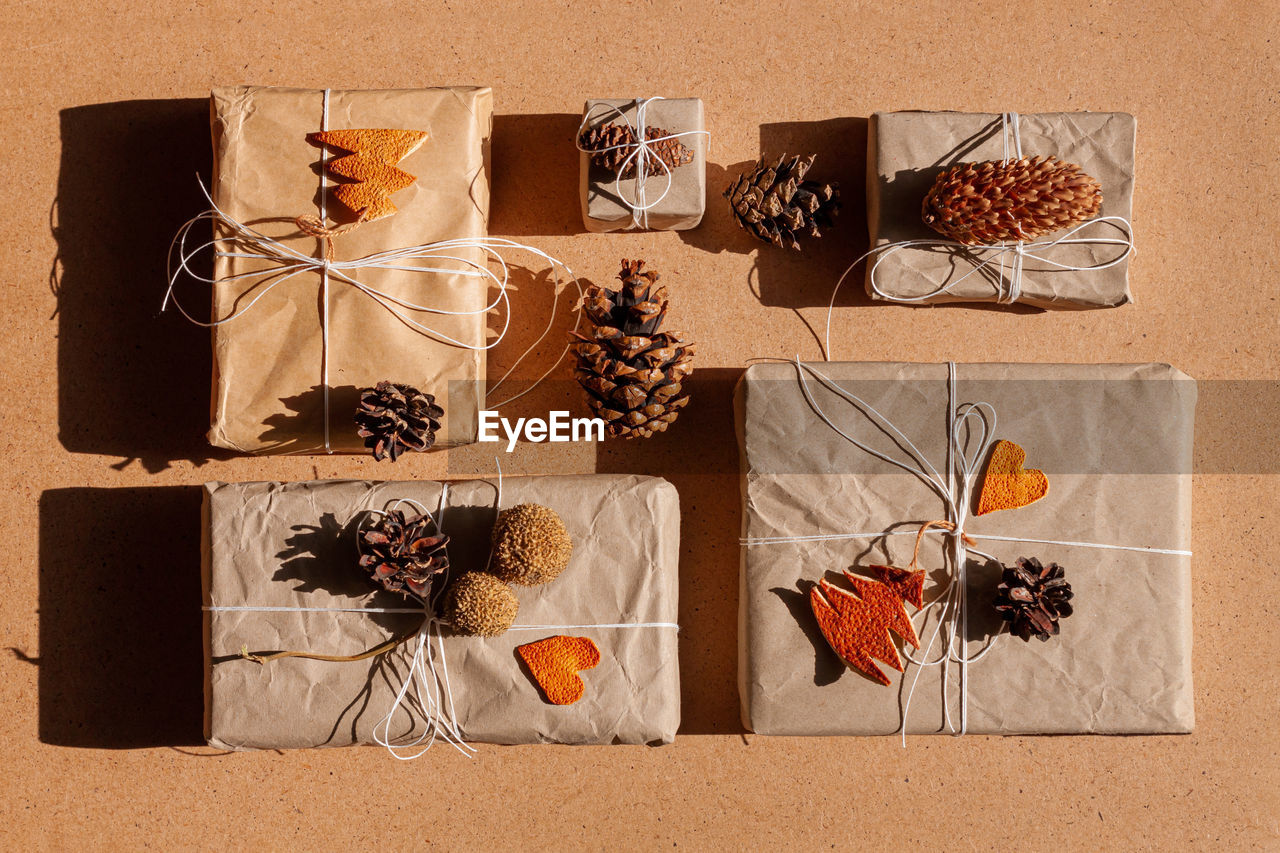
[
  {"left": 517, "top": 635, "right": 600, "bottom": 705},
  {"left": 976, "top": 439, "right": 1049, "bottom": 516}
]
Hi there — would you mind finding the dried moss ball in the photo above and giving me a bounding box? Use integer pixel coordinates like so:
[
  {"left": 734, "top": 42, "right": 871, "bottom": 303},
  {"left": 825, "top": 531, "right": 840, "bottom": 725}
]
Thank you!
[
  {"left": 443, "top": 571, "right": 518, "bottom": 637},
  {"left": 491, "top": 503, "right": 573, "bottom": 586}
]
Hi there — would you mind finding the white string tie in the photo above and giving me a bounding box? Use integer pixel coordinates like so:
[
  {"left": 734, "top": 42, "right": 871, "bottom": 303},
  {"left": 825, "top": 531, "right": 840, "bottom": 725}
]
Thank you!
[{"left": 575, "top": 97, "right": 710, "bottom": 230}]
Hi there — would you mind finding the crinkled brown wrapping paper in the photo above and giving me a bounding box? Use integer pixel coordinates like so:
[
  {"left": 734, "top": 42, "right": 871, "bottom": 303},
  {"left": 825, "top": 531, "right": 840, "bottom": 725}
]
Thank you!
[
  {"left": 866, "top": 111, "right": 1136, "bottom": 309},
  {"left": 579, "top": 98, "right": 706, "bottom": 232},
  {"left": 735, "top": 362, "right": 1195, "bottom": 735},
  {"left": 203, "top": 475, "right": 680, "bottom": 748},
  {"left": 209, "top": 86, "right": 492, "bottom": 453}
]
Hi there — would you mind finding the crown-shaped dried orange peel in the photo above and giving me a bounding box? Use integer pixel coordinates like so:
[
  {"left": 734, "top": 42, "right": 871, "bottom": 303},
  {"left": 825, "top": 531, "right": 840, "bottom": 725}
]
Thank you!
[
  {"left": 809, "top": 565, "right": 924, "bottom": 686},
  {"left": 517, "top": 635, "right": 600, "bottom": 705},
  {"left": 975, "top": 439, "right": 1049, "bottom": 516},
  {"left": 306, "top": 128, "right": 429, "bottom": 222}
]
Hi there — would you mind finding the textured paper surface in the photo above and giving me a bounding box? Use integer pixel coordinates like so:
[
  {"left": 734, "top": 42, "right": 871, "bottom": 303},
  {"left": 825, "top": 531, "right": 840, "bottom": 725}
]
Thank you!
[
  {"left": 736, "top": 362, "right": 1195, "bottom": 735},
  {"left": 209, "top": 86, "right": 493, "bottom": 453},
  {"left": 579, "top": 98, "right": 706, "bottom": 232},
  {"left": 203, "top": 475, "right": 681, "bottom": 748},
  {"left": 867, "top": 111, "right": 1136, "bottom": 309}
]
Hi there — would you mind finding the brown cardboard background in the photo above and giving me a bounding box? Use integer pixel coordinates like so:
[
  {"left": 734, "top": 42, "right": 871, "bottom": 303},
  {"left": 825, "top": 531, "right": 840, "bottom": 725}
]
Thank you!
[{"left": 2, "top": 0, "right": 1277, "bottom": 848}]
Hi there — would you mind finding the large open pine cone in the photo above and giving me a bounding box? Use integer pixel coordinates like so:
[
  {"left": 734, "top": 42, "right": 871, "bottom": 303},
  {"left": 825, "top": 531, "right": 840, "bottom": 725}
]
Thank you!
[
  {"left": 724, "top": 154, "right": 840, "bottom": 250},
  {"left": 354, "top": 381, "right": 444, "bottom": 461},
  {"left": 993, "top": 556, "right": 1075, "bottom": 641},
  {"left": 579, "top": 124, "right": 694, "bottom": 179},
  {"left": 922, "top": 155, "right": 1102, "bottom": 245},
  {"left": 570, "top": 259, "right": 695, "bottom": 439},
  {"left": 359, "top": 509, "right": 450, "bottom": 597}
]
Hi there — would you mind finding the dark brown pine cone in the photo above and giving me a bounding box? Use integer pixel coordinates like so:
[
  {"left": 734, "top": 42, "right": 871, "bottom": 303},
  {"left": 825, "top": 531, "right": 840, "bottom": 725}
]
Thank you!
[
  {"left": 359, "top": 509, "right": 450, "bottom": 597},
  {"left": 993, "top": 557, "right": 1075, "bottom": 641},
  {"left": 724, "top": 154, "right": 840, "bottom": 250},
  {"left": 579, "top": 124, "right": 695, "bottom": 179},
  {"left": 354, "top": 381, "right": 443, "bottom": 461}
]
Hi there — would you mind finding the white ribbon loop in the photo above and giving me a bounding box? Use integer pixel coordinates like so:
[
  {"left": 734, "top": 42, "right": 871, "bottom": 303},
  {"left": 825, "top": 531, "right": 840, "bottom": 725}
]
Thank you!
[{"left": 576, "top": 97, "right": 710, "bottom": 230}]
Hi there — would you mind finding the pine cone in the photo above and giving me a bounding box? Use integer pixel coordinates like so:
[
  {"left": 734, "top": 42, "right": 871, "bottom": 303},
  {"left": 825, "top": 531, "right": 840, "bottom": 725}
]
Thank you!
[
  {"left": 579, "top": 124, "right": 695, "bottom": 179},
  {"left": 570, "top": 259, "right": 695, "bottom": 439},
  {"left": 724, "top": 154, "right": 840, "bottom": 250},
  {"left": 359, "top": 509, "right": 450, "bottom": 597},
  {"left": 354, "top": 381, "right": 444, "bottom": 461},
  {"left": 993, "top": 557, "right": 1075, "bottom": 641},
  {"left": 922, "top": 155, "right": 1102, "bottom": 245}
]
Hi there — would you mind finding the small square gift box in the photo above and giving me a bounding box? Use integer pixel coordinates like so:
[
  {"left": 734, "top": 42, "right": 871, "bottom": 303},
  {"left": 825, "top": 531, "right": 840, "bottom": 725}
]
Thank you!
[
  {"left": 578, "top": 97, "right": 707, "bottom": 232},
  {"left": 202, "top": 475, "right": 681, "bottom": 751},
  {"left": 735, "top": 361, "right": 1195, "bottom": 736},
  {"left": 166, "top": 86, "right": 571, "bottom": 456},
  {"left": 864, "top": 111, "right": 1136, "bottom": 309}
]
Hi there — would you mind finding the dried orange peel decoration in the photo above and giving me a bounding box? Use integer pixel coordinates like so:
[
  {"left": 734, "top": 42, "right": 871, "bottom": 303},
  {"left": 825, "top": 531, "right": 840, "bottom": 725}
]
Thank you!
[
  {"left": 809, "top": 565, "right": 925, "bottom": 686},
  {"left": 976, "top": 439, "right": 1049, "bottom": 515},
  {"left": 306, "top": 128, "right": 429, "bottom": 222},
  {"left": 516, "top": 635, "right": 600, "bottom": 705}
]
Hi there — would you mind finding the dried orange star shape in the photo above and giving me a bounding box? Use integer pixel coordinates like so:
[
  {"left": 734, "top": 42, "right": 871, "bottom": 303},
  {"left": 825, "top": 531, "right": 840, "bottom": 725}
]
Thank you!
[
  {"left": 306, "top": 128, "right": 429, "bottom": 222},
  {"left": 809, "top": 565, "right": 924, "bottom": 686}
]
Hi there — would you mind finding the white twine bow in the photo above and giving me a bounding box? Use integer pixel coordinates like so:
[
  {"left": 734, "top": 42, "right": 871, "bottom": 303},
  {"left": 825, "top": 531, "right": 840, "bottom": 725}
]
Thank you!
[
  {"left": 740, "top": 357, "right": 1191, "bottom": 742},
  {"left": 165, "top": 89, "right": 581, "bottom": 452},
  {"left": 576, "top": 97, "right": 709, "bottom": 230},
  {"left": 207, "top": 464, "right": 680, "bottom": 759},
  {"left": 827, "top": 112, "right": 1134, "bottom": 320}
]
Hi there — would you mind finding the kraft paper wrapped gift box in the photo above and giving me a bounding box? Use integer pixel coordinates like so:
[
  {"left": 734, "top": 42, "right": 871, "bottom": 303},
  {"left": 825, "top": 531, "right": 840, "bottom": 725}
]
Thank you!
[
  {"left": 866, "top": 110, "right": 1136, "bottom": 309},
  {"left": 579, "top": 97, "right": 707, "bottom": 232},
  {"left": 203, "top": 475, "right": 682, "bottom": 748},
  {"left": 207, "top": 85, "right": 493, "bottom": 453},
  {"left": 735, "top": 361, "right": 1195, "bottom": 736}
]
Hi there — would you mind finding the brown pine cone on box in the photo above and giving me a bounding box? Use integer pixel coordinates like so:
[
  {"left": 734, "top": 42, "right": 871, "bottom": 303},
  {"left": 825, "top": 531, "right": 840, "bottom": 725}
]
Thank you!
[
  {"left": 570, "top": 259, "right": 695, "bottom": 439},
  {"left": 359, "top": 509, "right": 450, "bottom": 597},
  {"left": 724, "top": 154, "right": 840, "bottom": 250},
  {"left": 993, "top": 556, "right": 1075, "bottom": 641},
  {"left": 922, "top": 155, "right": 1102, "bottom": 245},
  {"left": 579, "top": 123, "right": 694, "bottom": 179},
  {"left": 354, "top": 380, "right": 444, "bottom": 461}
]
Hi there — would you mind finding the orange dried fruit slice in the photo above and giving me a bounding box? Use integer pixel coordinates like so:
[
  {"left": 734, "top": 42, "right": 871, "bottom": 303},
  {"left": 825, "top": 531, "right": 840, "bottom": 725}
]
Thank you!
[
  {"left": 306, "top": 128, "right": 429, "bottom": 222},
  {"left": 976, "top": 439, "right": 1049, "bottom": 516},
  {"left": 516, "top": 635, "right": 600, "bottom": 705}
]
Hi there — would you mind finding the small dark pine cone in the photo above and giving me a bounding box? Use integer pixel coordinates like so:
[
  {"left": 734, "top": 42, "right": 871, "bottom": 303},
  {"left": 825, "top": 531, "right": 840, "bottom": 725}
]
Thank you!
[
  {"left": 993, "top": 557, "right": 1075, "bottom": 641},
  {"left": 354, "top": 381, "right": 444, "bottom": 461},
  {"left": 579, "top": 123, "right": 694, "bottom": 179},
  {"left": 359, "top": 509, "right": 450, "bottom": 597},
  {"left": 724, "top": 154, "right": 840, "bottom": 250}
]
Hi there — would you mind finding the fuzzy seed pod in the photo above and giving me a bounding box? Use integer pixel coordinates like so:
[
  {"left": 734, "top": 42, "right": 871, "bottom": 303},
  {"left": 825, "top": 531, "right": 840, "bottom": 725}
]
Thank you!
[
  {"left": 444, "top": 572, "right": 519, "bottom": 637},
  {"left": 491, "top": 504, "right": 573, "bottom": 585}
]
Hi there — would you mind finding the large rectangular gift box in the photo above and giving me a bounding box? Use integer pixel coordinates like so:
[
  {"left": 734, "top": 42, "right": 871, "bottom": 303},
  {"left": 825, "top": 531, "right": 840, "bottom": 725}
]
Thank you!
[
  {"left": 203, "top": 475, "right": 681, "bottom": 748},
  {"left": 208, "top": 86, "right": 493, "bottom": 453},
  {"left": 866, "top": 111, "right": 1136, "bottom": 309},
  {"left": 579, "top": 98, "right": 706, "bottom": 232},
  {"left": 735, "top": 362, "right": 1195, "bottom": 736}
]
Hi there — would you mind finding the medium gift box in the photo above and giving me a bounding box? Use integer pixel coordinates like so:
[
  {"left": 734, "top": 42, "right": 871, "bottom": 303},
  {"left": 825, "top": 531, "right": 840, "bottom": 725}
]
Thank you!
[
  {"left": 205, "top": 86, "right": 493, "bottom": 453},
  {"left": 202, "top": 475, "right": 681, "bottom": 749},
  {"left": 579, "top": 97, "right": 707, "bottom": 232},
  {"left": 866, "top": 110, "right": 1136, "bottom": 309},
  {"left": 735, "top": 361, "right": 1195, "bottom": 736}
]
